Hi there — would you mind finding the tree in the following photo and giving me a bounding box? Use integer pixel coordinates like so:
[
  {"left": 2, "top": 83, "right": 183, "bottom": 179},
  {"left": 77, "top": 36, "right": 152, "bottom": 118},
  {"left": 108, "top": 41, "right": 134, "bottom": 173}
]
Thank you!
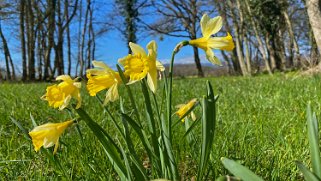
[
  {"left": 145, "top": 0, "right": 213, "bottom": 77},
  {"left": 305, "top": 0, "right": 321, "bottom": 56}
]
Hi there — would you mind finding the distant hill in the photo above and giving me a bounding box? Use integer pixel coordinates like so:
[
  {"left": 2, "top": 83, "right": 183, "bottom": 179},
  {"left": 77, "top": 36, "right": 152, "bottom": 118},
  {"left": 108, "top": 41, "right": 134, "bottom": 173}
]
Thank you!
[{"left": 164, "top": 63, "right": 230, "bottom": 77}]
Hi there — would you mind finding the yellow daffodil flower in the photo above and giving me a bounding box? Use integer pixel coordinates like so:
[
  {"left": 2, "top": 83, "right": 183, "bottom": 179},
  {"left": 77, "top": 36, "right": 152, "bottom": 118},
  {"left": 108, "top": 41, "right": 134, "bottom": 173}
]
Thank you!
[
  {"left": 189, "top": 14, "right": 235, "bottom": 65},
  {"left": 118, "top": 40, "right": 165, "bottom": 93},
  {"left": 42, "top": 75, "right": 81, "bottom": 110},
  {"left": 29, "top": 120, "right": 74, "bottom": 154},
  {"left": 86, "top": 61, "right": 122, "bottom": 104},
  {"left": 175, "top": 98, "right": 198, "bottom": 122}
]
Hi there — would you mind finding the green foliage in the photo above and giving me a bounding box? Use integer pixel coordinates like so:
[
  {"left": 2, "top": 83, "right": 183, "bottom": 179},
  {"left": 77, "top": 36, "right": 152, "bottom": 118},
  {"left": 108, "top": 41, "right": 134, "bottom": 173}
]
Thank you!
[
  {"left": 2, "top": 75, "right": 321, "bottom": 179},
  {"left": 296, "top": 104, "right": 321, "bottom": 181},
  {"left": 249, "top": 0, "right": 288, "bottom": 34}
]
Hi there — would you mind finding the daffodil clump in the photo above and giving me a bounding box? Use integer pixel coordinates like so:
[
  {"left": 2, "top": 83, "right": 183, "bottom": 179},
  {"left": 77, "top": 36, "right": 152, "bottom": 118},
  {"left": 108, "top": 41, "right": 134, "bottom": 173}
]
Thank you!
[{"left": 23, "top": 14, "right": 235, "bottom": 180}]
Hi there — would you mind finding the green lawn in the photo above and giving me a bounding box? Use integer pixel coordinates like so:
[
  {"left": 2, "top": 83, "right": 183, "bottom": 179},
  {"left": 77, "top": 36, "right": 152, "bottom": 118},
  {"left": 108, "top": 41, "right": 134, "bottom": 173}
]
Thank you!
[{"left": 1, "top": 74, "right": 320, "bottom": 180}]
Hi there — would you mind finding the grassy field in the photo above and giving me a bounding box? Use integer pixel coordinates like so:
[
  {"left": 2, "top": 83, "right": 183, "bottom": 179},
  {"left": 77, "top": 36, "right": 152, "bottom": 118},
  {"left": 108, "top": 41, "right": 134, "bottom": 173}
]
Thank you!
[{"left": 1, "top": 74, "right": 321, "bottom": 180}]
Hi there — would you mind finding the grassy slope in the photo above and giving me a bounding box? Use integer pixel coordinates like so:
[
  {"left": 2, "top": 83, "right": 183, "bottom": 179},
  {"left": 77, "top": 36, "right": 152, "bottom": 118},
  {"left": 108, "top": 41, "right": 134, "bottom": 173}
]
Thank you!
[{"left": 1, "top": 74, "right": 320, "bottom": 180}]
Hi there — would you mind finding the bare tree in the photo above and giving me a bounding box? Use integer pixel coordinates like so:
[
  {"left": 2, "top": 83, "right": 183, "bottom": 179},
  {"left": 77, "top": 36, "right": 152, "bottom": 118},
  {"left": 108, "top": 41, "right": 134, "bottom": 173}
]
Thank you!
[{"left": 0, "top": 20, "right": 15, "bottom": 80}]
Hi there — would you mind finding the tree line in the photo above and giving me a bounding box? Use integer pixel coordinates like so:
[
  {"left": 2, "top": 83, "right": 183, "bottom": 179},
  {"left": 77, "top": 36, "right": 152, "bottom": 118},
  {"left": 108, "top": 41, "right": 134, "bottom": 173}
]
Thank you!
[{"left": 0, "top": 0, "right": 320, "bottom": 81}]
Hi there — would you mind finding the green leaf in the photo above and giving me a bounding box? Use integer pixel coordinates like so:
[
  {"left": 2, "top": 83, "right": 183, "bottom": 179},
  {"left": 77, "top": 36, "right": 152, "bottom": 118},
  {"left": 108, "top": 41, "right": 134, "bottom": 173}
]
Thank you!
[
  {"left": 221, "top": 157, "right": 264, "bottom": 181},
  {"left": 307, "top": 104, "right": 321, "bottom": 178},
  {"left": 75, "top": 107, "right": 128, "bottom": 180},
  {"left": 197, "top": 81, "right": 216, "bottom": 181},
  {"left": 296, "top": 161, "right": 320, "bottom": 181},
  {"left": 120, "top": 113, "right": 149, "bottom": 180}
]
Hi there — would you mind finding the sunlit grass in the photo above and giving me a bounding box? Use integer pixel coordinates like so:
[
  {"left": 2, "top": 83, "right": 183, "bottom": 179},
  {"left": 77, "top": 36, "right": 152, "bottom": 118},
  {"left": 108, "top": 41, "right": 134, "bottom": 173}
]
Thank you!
[{"left": 1, "top": 74, "right": 320, "bottom": 180}]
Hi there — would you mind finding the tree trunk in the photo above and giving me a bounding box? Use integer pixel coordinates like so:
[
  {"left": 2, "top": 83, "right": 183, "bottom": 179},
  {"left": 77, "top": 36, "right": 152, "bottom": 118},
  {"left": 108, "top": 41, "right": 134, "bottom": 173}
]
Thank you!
[
  {"left": 26, "top": 0, "right": 36, "bottom": 81},
  {"left": 79, "top": 0, "right": 90, "bottom": 77},
  {"left": 282, "top": 9, "right": 299, "bottom": 67},
  {"left": 20, "top": 0, "right": 27, "bottom": 81},
  {"left": 306, "top": 0, "right": 321, "bottom": 56},
  {"left": 55, "top": 0, "right": 64, "bottom": 76},
  {"left": 245, "top": 0, "right": 272, "bottom": 75},
  {"left": 265, "top": 33, "right": 277, "bottom": 71},
  {"left": 244, "top": 34, "right": 251, "bottom": 73},
  {"left": 228, "top": 0, "right": 248, "bottom": 76},
  {"left": 65, "top": 0, "right": 72, "bottom": 75},
  {"left": 44, "top": 0, "right": 55, "bottom": 80},
  {"left": 0, "top": 20, "right": 15, "bottom": 80},
  {"left": 0, "top": 22, "right": 11, "bottom": 80},
  {"left": 215, "top": 1, "right": 241, "bottom": 74},
  {"left": 192, "top": 46, "right": 204, "bottom": 77}
]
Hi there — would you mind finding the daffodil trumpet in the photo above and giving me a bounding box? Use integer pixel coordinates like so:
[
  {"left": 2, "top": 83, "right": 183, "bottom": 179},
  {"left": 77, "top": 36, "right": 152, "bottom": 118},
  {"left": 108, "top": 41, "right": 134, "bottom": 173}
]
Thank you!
[
  {"left": 28, "top": 120, "right": 75, "bottom": 154},
  {"left": 41, "top": 75, "right": 82, "bottom": 110},
  {"left": 118, "top": 40, "right": 165, "bottom": 93},
  {"left": 86, "top": 61, "right": 122, "bottom": 105},
  {"left": 175, "top": 98, "right": 198, "bottom": 122}
]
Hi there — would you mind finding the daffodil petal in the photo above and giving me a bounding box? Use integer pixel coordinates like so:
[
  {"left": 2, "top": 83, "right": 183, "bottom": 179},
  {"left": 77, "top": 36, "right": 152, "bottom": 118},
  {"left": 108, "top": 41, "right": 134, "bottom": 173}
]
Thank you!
[
  {"left": 56, "top": 75, "right": 73, "bottom": 82},
  {"left": 147, "top": 40, "right": 157, "bottom": 61},
  {"left": 104, "top": 83, "right": 119, "bottom": 104},
  {"left": 118, "top": 56, "right": 127, "bottom": 66},
  {"left": 201, "top": 14, "right": 222, "bottom": 37},
  {"left": 92, "top": 60, "right": 114, "bottom": 72},
  {"left": 147, "top": 71, "right": 157, "bottom": 93},
  {"left": 129, "top": 42, "right": 147, "bottom": 57},
  {"left": 191, "top": 111, "right": 197, "bottom": 121},
  {"left": 200, "top": 14, "right": 210, "bottom": 37},
  {"left": 59, "top": 95, "right": 72, "bottom": 110},
  {"left": 156, "top": 61, "right": 165, "bottom": 71},
  {"left": 202, "top": 16, "right": 223, "bottom": 38},
  {"left": 208, "top": 33, "right": 235, "bottom": 51},
  {"left": 205, "top": 49, "right": 222, "bottom": 65},
  {"left": 54, "top": 140, "right": 59, "bottom": 154},
  {"left": 73, "top": 82, "right": 82, "bottom": 89}
]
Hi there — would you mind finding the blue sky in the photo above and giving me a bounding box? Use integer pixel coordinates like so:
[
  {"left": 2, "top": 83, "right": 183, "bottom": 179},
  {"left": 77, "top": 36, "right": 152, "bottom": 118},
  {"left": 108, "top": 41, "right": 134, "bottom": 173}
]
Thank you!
[{"left": 0, "top": 1, "right": 223, "bottom": 75}]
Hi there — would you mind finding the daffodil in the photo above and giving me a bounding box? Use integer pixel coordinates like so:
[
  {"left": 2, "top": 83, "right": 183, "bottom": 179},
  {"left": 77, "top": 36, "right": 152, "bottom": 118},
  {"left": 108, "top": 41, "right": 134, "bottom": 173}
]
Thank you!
[
  {"left": 118, "top": 40, "right": 165, "bottom": 93},
  {"left": 86, "top": 61, "right": 122, "bottom": 104},
  {"left": 42, "top": 75, "right": 81, "bottom": 110},
  {"left": 29, "top": 120, "right": 74, "bottom": 154},
  {"left": 175, "top": 98, "right": 198, "bottom": 122},
  {"left": 189, "top": 14, "right": 235, "bottom": 65}
]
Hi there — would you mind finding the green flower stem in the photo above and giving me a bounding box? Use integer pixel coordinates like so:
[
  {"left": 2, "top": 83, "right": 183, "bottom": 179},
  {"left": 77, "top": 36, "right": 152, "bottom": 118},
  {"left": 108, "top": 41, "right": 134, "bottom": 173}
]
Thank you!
[
  {"left": 116, "top": 64, "right": 141, "bottom": 124},
  {"left": 165, "top": 40, "right": 189, "bottom": 180},
  {"left": 166, "top": 41, "right": 189, "bottom": 140}
]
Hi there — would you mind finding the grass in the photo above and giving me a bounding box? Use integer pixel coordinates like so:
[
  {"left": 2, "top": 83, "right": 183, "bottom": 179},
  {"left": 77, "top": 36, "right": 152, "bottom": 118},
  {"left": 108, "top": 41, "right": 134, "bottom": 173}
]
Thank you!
[{"left": 1, "top": 74, "right": 321, "bottom": 180}]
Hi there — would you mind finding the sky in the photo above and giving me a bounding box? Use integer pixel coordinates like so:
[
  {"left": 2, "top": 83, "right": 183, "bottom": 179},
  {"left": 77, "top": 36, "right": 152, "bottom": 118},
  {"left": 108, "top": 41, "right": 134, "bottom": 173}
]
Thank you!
[{"left": 0, "top": 1, "right": 223, "bottom": 74}]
